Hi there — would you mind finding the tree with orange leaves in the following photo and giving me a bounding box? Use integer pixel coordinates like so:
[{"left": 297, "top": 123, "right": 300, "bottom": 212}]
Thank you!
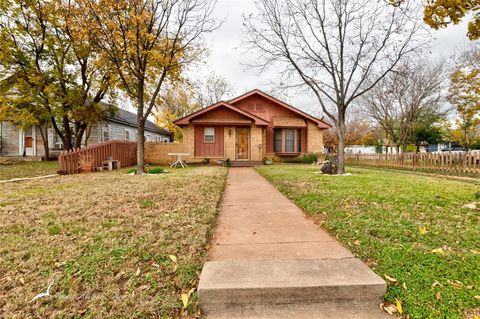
[{"left": 84, "top": 0, "right": 218, "bottom": 174}]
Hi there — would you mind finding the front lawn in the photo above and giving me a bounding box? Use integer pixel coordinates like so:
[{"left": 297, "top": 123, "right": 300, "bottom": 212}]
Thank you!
[
  {"left": 0, "top": 160, "right": 58, "bottom": 180},
  {"left": 256, "top": 165, "right": 480, "bottom": 319},
  {"left": 0, "top": 166, "right": 226, "bottom": 318}
]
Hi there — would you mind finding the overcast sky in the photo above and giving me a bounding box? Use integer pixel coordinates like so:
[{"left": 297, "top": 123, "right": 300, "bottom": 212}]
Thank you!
[{"left": 190, "top": 0, "right": 471, "bottom": 117}]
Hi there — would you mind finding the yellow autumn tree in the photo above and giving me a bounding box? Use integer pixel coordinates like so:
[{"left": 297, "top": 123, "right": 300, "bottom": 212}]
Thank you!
[
  {"left": 448, "top": 67, "right": 480, "bottom": 149},
  {"left": 424, "top": 0, "right": 480, "bottom": 40},
  {"left": 155, "top": 85, "right": 201, "bottom": 141},
  {"left": 387, "top": 0, "right": 480, "bottom": 40},
  {"left": 84, "top": 0, "right": 218, "bottom": 174},
  {"left": 0, "top": 0, "right": 114, "bottom": 155}
]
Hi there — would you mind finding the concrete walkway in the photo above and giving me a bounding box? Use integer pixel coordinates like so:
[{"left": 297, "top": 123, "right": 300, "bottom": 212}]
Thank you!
[{"left": 198, "top": 168, "right": 388, "bottom": 318}]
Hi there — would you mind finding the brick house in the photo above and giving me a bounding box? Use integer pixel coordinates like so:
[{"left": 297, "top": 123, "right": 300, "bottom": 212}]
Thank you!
[
  {"left": 0, "top": 107, "right": 170, "bottom": 159},
  {"left": 166, "top": 89, "right": 330, "bottom": 164}
]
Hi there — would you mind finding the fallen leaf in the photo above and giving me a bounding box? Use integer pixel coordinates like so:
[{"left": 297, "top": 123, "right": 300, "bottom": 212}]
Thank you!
[
  {"left": 431, "top": 248, "right": 444, "bottom": 254},
  {"left": 431, "top": 281, "right": 442, "bottom": 288},
  {"left": 435, "top": 291, "right": 441, "bottom": 300},
  {"left": 19, "top": 278, "right": 25, "bottom": 285},
  {"left": 474, "top": 295, "right": 480, "bottom": 300},
  {"left": 168, "top": 255, "right": 177, "bottom": 263},
  {"left": 419, "top": 226, "right": 428, "bottom": 235},
  {"left": 395, "top": 299, "right": 403, "bottom": 315},
  {"left": 380, "top": 302, "right": 397, "bottom": 315},
  {"left": 402, "top": 282, "right": 407, "bottom": 290},
  {"left": 135, "top": 268, "right": 140, "bottom": 276},
  {"left": 181, "top": 293, "right": 189, "bottom": 308},
  {"left": 385, "top": 274, "right": 398, "bottom": 284},
  {"left": 354, "top": 240, "right": 361, "bottom": 246},
  {"left": 447, "top": 280, "right": 464, "bottom": 289}
]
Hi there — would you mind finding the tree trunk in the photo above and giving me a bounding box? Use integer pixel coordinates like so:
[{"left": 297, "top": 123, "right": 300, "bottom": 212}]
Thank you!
[
  {"left": 136, "top": 79, "right": 147, "bottom": 174},
  {"left": 336, "top": 120, "right": 346, "bottom": 175},
  {"left": 137, "top": 117, "right": 145, "bottom": 174},
  {"left": 38, "top": 122, "right": 49, "bottom": 160},
  {"left": 61, "top": 115, "right": 73, "bottom": 150},
  {"left": 74, "top": 123, "right": 87, "bottom": 148}
]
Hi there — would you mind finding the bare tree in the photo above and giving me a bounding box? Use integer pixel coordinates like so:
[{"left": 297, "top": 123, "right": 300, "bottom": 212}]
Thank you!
[
  {"left": 195, "top": 72, "right": 235, "bottom": 107},
  {"left": 362, "top": 61, "right": 446, "bottom": 153},
  {"left": 243, "top": 0, "right": 427, "bottom": 173},
  {"left": 323, "top": 106, "right": 373, "bottom": 152},
  {"left": 85, "top": 0, "right": 218, "bottom": 173}
]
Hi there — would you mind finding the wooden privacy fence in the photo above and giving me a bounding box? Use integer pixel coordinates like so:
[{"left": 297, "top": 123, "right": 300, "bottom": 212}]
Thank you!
[
  {"left": 58, "top": 140, "right": 137, "bottom": 174},
  {"left": 345, "top": 152, "right": 480, "bottom": 177}
]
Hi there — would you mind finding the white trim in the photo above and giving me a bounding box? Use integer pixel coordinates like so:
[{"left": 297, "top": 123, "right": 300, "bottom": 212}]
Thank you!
[
  {"left": 204, "top": 127, "right": 215, "bottom": 143},
  {"left": 18, "top": 130, "right": 24, "bottom": 156}
]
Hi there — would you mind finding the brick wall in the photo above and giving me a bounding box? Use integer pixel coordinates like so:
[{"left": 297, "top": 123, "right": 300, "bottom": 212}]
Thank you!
[
  {"left": 144, "top": 125, "right": 203, "bottom": 165},
  {"left": 250, "top": 125, "right": 264, "bottom": 161},
  {"left": 307, "top": 121, "right": 324, "bottom": 154},
  {"left": 224, "top": 127, "right": 236, "bottom": 160},
  {"left": 145, "top": 123, "right": 323, "bottom": 164}
]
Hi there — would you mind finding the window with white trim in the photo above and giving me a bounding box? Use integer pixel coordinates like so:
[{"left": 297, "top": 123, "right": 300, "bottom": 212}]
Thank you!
[
  {"left": 102, "top": 124, "right": 111, "bottom": 141},
  {"left": 204, "top": 127, "right": 215, "bottom": 143}
]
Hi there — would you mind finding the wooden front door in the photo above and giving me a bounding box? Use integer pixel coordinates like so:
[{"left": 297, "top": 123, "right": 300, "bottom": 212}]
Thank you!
[{"left": 236, "top": 128, "right": 250, "bottom": 160}]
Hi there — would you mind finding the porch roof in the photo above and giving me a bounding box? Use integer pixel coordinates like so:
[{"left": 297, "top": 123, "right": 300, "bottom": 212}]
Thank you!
[
  {"left": 174, "top": 102, "right": 270, "bottom": 127},
  {"left": 272, "top": 116, "right": 306, "bottom": 128}
]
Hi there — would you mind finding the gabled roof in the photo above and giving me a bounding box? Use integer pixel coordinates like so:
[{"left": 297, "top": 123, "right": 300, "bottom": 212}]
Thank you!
[
  {"left": 102, "top": 104, "right": 170, "bottom": 136},
  {"left": 174, "top": 101, "right": 270, "bottom": 126},
  {"left": 229, "top": 89, "right": 331, "bottom": 129}
]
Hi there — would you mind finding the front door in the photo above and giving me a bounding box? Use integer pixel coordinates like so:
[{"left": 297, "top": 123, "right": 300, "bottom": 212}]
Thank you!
[{"left": 236, "top": 128, "right": 250, "bottom": 160}]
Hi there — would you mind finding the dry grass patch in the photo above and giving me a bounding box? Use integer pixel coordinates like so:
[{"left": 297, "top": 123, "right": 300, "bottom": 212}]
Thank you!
[
  {"left": 0, "top": 166, "right": 227, "bottom": 318},
  {"left": 0, "top": 161, "right": 58, "bottom": 180}
]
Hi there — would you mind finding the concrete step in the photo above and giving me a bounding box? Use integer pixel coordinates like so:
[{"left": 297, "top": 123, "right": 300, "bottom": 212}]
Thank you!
[
  {"left": 229, "top": 161, "right": 263, "bottom": 167},
  {"left": 198, "top": 258, "right": 388, "bottom": 318}
]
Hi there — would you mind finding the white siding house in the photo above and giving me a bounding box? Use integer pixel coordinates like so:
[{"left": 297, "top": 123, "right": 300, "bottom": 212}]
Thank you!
[{"left": 0, "top": 107, "right": 170, "bottom": 159}]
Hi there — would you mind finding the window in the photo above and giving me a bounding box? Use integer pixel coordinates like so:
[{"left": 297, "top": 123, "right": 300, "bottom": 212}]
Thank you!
[
  {"left": 204, "top": 127, "right": 215, "bottom": 143},
  {"left": 125, "top": 130, "right": 130, "bottom": 141},
  {"left": 102, "top": 124, "right": 111, "bottom": 142},
  {"left": 255, "top": 103, "right": 264, "bottom": 111},
  {"left": 146, "top": 134, "right": 151, "bottom": 141},
  {"left": 297, "top": 129, "right": 302, "bottom": 152},
  {"left": 285, "top": 129, "right": 295, "bottom": 152},
  {"left": 273, "top": 128, "right": 303, "bottom": 153},
  {"left": 274, "top": 129, "right": 282, "bottom": 152}
]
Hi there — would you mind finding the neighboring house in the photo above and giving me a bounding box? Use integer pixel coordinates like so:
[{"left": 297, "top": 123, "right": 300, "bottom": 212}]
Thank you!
[
  {"left": 172, "top": 89, "right": 330, "bottom": 163},
  {"left": 0, "top": 107, "right": 170, "bottom": 159},
  {"left": 345, "top": 145, "right": 377, "bottom": 154}
]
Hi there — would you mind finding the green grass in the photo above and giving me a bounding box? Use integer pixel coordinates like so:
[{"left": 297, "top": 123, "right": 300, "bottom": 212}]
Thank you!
[
  {"left": 0, "top": 160, "right": 58, "bottom": 180},
  {"left": 256, "top": 165, "right": 480, "bottom": 319},
  {"left": 0, "top": 166, "right": 227, "bottom": 318}
]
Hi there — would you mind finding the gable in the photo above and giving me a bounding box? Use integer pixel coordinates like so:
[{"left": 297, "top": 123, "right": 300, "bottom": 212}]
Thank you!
[
  {"left": 231, "top": 94, "right": 302, "bottom": 122},
  {"left": 229, "top": 90, "right": 330, "bottom": 129},
  {"left": 174, "top": 101, "right": 270, "bottom": 126},
  {"left": 192, "top": 106, "right": 253, "bottom": 124}
]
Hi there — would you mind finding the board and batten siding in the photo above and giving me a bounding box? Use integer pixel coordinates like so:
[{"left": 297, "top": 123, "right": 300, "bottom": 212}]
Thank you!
[{"left": 194, "top": 125, "right": 225, "bottom": 157}]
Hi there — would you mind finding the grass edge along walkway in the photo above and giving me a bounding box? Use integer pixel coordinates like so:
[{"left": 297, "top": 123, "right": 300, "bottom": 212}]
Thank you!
[{"left": 256, "top": 165, "right": 480, "bottom": 319}]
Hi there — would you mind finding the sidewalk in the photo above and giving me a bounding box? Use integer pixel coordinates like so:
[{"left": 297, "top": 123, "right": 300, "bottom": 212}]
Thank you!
[
  {"left": 210, "top": 167, "right": 353, "bottom": 260},
  {"left": 198, "top": 167, "right": 388, "bottom": 319}
]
